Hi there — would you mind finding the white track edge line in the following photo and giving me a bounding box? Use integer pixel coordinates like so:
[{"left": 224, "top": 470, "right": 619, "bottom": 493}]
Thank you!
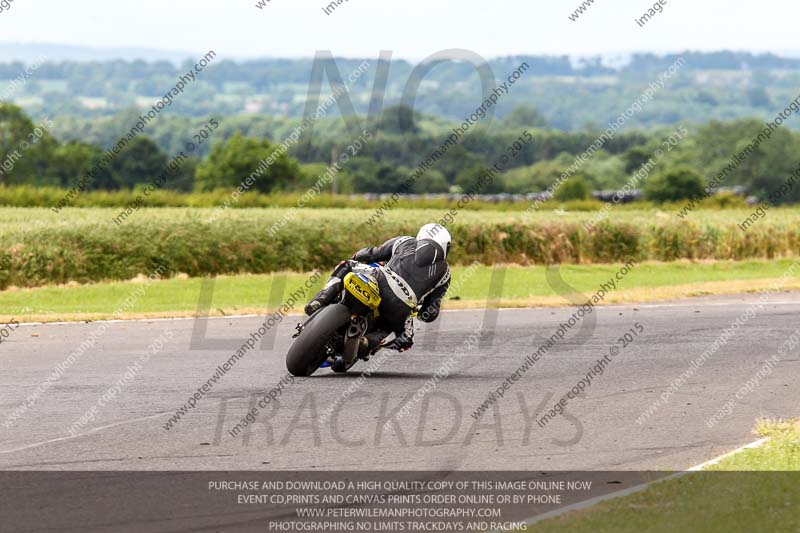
[
  {"left": 0, "top": 412, "right": 171, "bottom": 456},
  {"left": 13, "top": 301, "right": 800, "bottom": 327},
  {"left": 519, "top": 436, "right": 770, "bottom": 528}
]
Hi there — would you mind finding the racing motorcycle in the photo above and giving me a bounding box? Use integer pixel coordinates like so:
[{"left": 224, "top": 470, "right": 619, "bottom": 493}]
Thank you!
[{"left": 286, "top": 265, "right": 409, "bottom": 377}]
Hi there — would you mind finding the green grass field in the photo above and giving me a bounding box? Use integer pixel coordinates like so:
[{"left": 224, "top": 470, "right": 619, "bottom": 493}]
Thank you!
[
  {"left": 528, "top": 419, "right": 800, "bottom": 532},
  {"left": 3, "top": 259, "right": 799, "bottom": 322}
]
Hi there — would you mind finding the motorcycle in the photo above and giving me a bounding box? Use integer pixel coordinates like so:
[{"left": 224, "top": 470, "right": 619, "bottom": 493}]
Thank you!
[{"left": 286, "top": 266, "right": 408, "bottom": 377}]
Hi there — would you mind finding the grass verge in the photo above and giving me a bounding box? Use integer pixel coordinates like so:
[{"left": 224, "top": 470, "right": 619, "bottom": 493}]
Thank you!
[
  {"left": 1, "top": 259, "right": 799, "bottom": 323},
  {"left": 527, "top": 419, "right": 800, "bottom": 532}
]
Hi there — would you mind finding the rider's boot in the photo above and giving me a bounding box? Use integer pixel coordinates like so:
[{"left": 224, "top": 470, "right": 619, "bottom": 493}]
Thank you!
[
  {"left": 359, "top": 331, "right": 389, "bottom": 357},
  {"left": 305, "top": 261, "right": 354, "bottom": 316},
  {"left": 304, "top": 277, "right": 343, "bottom": 316}
]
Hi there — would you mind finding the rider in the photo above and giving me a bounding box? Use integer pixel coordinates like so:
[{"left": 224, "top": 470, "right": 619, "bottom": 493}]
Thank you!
[{"left": 304, "top": 223, "right": 452, "bottom": 353}]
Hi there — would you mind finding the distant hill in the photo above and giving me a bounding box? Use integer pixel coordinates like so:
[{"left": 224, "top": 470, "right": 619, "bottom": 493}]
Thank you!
[
  {"left": 0, "top": 43, "right": 199, "bottom": 64},
  {"left": 3, "top": 48, "right": 800, "bottom": 131}
]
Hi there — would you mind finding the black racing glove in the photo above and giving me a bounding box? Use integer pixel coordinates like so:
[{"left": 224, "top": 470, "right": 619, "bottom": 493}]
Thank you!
[{"left": 392, "top": 333, "right": 414, "bottom": 352}]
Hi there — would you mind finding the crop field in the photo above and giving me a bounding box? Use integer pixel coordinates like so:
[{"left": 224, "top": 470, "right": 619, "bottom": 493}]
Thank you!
[{"left": 1, "top": 207, "right": 799, "bottom": 288}]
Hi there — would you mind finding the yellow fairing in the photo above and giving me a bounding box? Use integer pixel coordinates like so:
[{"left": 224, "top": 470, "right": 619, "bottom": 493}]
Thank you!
[{"left": 344, "top": 272, "right": 382, "bottom": 310}]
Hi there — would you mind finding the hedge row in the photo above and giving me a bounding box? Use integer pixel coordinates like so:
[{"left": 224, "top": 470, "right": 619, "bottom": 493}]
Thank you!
[{"left": 1, "top": 209, "right": 798, "bottom": 288}]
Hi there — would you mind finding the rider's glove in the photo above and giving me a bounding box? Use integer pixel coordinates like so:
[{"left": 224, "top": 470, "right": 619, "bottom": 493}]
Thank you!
[{"left": 394, "top": 333, "right": 414, "bottom": 352}]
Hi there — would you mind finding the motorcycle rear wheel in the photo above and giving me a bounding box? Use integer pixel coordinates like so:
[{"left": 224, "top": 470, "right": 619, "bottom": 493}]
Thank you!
[{"left": 286, "top": 304, "right": 351, "bottom": 377}]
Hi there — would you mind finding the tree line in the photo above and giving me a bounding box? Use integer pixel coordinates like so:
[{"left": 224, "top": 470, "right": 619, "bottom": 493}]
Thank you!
[{"left": 2, "top": 103, "right": 799, "bottom": 204}]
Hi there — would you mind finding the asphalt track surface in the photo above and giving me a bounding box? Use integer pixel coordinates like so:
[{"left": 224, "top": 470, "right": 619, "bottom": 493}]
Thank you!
[{"left": 2, "top": 292, "right": 799, "bottom": 472}]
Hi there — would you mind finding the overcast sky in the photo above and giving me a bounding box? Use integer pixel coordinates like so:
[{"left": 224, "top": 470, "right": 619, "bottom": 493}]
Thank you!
[{"left": 1, "top": 0, "right": 798, "bottom": 61}]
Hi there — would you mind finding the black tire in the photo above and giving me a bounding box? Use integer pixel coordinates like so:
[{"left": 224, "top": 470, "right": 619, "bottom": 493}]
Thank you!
[{"left": 286, "top": 304, "right": 351, "bottom": 377}]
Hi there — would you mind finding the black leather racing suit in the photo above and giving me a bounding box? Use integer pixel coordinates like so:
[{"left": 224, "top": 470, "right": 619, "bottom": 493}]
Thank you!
[
  {"left": 328, "top": 235, "right": 450, "bottom": 348},
  {"left": 356, "top": 235, "right": 450, "bottom": 326}
]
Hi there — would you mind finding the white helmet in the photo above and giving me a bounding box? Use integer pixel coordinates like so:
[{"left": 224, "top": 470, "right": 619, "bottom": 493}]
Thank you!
[{"left": 416, "top": 223, "right": 452, "bottom": 258}]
